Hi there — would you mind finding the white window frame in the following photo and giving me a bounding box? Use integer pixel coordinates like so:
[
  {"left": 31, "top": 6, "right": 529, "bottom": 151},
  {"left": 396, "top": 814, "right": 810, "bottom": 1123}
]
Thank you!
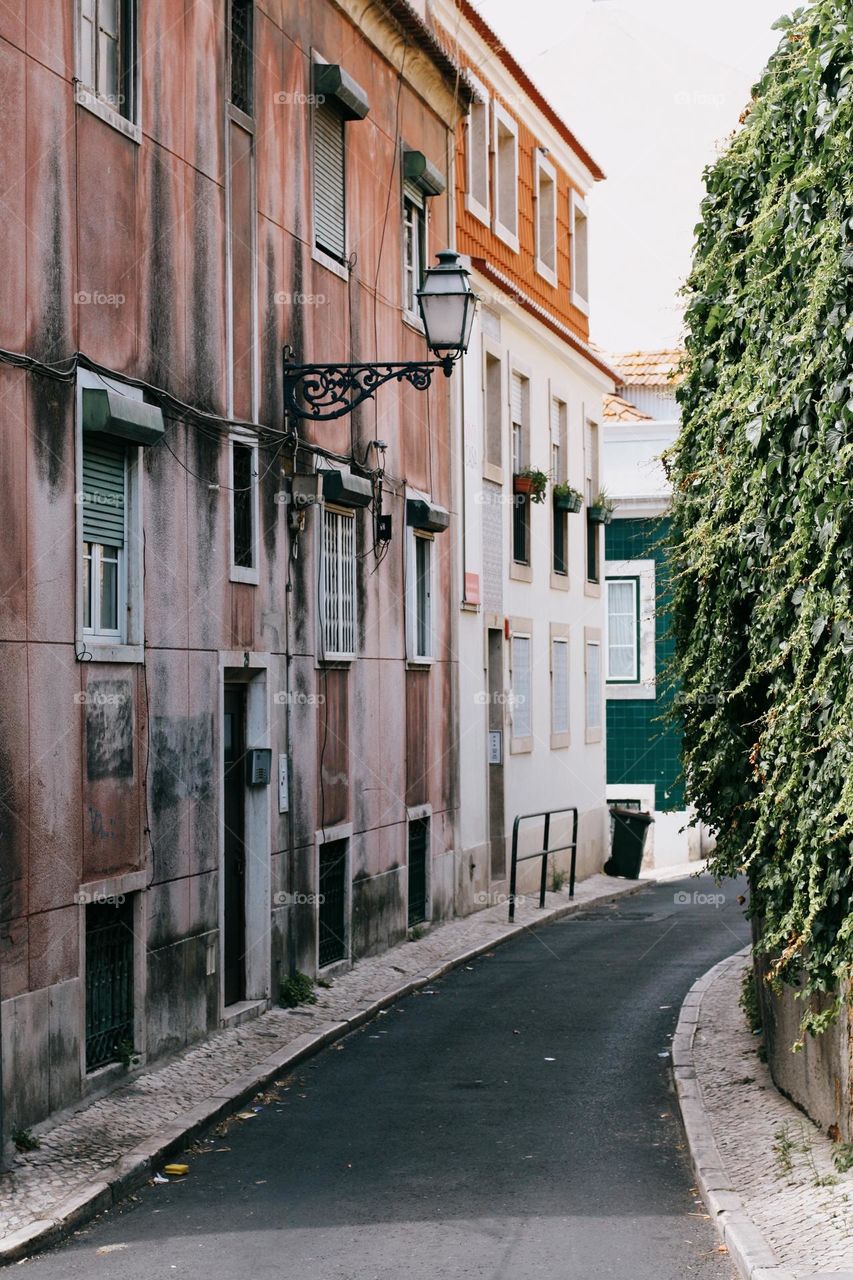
[
  {"left": 492, "top": 101, "right": 519, "bottom": 253},
  {"left": 585, "top": 629, "right": 603, "bottom": 744},
  {"left": 406, "top": 524, "right": 435, "bottom": 664},
  {"left": 402, "top": 187, "right": 427, "bottom": 326},
  {"left": 229, "top": 433, "right": 260, "bottom": 584},
  {"left": 74, "top": 0, "right": 141, "bottom": 143},
  {"left": 320, "top": 504, "right": 357, "bottom": 662},
  {"left": 75, "top": 369, "right": 144, "bottom": 664},
  {"left": 605, "top": 557, "right": 658, "bottom": 700},
  {"left": 509, "top": 624, "right": 533, "bottom": 753},
  {"left": 550, "top": 628, "right": 570, "bottom": 749},
  {"left": 311, "top": 50, "right": 350, "bottom": 282},
  {"left": 606, "top": 577, "right": 640, "bottom": 684},
  {"left": 465, "top": 73, "right": 491, "bottom": 226},
  {"left": 569, "top": 189, "right": 590, "bottom": 315},
  {"left": 482, "top": 336, "right": 504, "bottom": 485},
  {"left": 534, "top": 150, "right": 558, "bottom": 286}
]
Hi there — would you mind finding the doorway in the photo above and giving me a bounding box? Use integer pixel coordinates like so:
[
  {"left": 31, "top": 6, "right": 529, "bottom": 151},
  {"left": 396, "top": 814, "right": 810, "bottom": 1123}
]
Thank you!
[
  {"left": 487, "top": 627, "right": 506, "bottom": 881},
  {"left": 223, "top": 684, "right": 247, "bottom": 1006}
]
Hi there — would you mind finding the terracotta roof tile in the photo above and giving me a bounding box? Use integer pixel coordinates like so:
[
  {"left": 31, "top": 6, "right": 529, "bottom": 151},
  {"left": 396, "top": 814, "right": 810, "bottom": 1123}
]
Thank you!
[
  {"left": 609, "top": 349, "right": 685, "bottom": 388},
  {"left": 603, "top": 393, "right": 653, "bottom": 423}
]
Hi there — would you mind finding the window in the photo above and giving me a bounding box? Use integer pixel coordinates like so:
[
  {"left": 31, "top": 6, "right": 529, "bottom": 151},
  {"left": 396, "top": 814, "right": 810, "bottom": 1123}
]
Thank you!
[
  {"left": 551, "top": 637, "right": 570, "bottom": 738},
  {"left": 607, "top": 579, "right": 640, "bottom": 682},
  {"left": 585, "top": 420, "right": 600, "bottom": 584},
  {"left": 511, "top": 371, "right": 530, "bottom": 565},
  {"left": 551, "top": 397, "right": 568, "bottom": 576},
  {"left": 570, "top": 190, "right": 590, "bottom": 313},
  {"left": 321, "top": 507, "right": 357, "bottom": 660},
  {"left": 483, "top": 346, "right": 503, "bottom": 478},
  {"left": 230, "top": 438, "right": 258, "bottom": 582},
  {"left": 403, "top": 189, "right": 427, "bottom": 318},
  {"left": 77, "top": 0, "right": 137, "bottom": 123},
  {"left": 535, "top": 152, "right": 558, "bottom": 283},
  {"left": 465, "top": 78, "right": 490, "bottom": 223},
  {"left": 407, "top": 530, "right": 434, "bottom": 661},
  {"left": 585, "top": 637, "right": 603, "bottom": 739},
  {"left": 229, "top": 0, "right": 253, "bottom": 115},
  {"left": 493, "top": 103, "right": 519, "bottom": 249},
  {"left": 82, "top": 435, "right": 126, "bottom": 639},
  {"left": 314, "top": 99, "right": 347, "bottom": 262},
  {"left": 511, "top": 633, "right": 532, "bottom": 741}
]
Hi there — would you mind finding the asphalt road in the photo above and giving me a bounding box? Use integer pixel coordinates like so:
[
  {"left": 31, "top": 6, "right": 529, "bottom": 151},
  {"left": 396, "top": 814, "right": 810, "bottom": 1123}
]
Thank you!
[{"left": 21, "top": 875, "right": 748, "bottom": 1280}]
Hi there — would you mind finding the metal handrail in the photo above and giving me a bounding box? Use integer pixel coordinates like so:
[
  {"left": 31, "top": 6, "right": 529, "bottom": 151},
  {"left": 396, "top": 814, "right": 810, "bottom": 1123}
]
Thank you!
[{"left": 508, "top": 806, "right": 579, "bottom": 922}]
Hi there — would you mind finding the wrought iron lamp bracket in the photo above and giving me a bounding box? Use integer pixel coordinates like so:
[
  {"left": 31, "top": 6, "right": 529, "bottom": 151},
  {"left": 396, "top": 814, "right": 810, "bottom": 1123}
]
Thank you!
[{"left": 282, "top": 347, "right": 455, "bottom": 422}]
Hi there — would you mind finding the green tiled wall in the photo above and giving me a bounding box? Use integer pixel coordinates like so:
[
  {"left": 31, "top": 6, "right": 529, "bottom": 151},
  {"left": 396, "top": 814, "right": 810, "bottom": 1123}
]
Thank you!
[{"left": 605, "top": 516, "right": 685, "bottom": 811}]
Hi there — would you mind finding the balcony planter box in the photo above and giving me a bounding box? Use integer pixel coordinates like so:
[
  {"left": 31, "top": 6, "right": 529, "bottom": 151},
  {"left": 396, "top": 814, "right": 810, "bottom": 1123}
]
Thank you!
[
  {"left": 588, "top": 504, "right": 613, "bottom": 525},
  {"left": 553, "top": 488, "right": 583, "bottom": 514}
]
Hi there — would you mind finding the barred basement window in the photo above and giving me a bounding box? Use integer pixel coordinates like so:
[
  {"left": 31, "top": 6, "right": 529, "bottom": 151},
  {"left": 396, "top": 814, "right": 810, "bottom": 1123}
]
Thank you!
[
  {"left": 229, "top": 0, "right": 253, "bottom": 115},
  {"left": 85, "top": 896, "right": 135, "bottom": 1072},
  {"left": 322, "top": 507, "right": 357, "bottom": 659},
  {"left": 407, "top": 817, "right": 429, "bottom": 927},
  {"left": 318, "top": 839, "right": 348, "bottom": 967}
]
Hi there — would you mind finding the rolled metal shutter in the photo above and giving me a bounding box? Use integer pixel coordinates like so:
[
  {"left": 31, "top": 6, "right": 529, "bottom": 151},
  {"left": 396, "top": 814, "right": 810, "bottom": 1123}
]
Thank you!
[
  {"left": 314, "top": 101, "right": 346, "bottom": 260},
  {"left": 82, "top": 437, "right": 125, "bottom": 546}
]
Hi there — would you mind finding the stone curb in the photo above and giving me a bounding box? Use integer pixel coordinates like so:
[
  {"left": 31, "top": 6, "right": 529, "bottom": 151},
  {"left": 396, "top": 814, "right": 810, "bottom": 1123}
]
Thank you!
[
  {"left": 673, "top": 946, "right": 800, "bottom": 1280},
  {"left": 0, "top": 877, "right": 649, "bottom": 1266}
]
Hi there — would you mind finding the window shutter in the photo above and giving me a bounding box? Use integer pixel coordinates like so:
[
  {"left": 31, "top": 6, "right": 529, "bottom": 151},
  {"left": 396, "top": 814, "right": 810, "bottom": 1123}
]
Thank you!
[
  {"left": 551, "top": 638, "right": 569, "bottom": 735},
  {"left": 322, "top": 508, "right": 356, "bottom": 658},
  {"left": 82, "top": 436, "right": 126, "bottom": 547},
  {"left": 511, "top": 372, "right": 524, "bottom": 426},
  {"left": 314, "top": 101, "right": 346, "bottom": 260},
  {"left": 512, "top": 635, "right": 532, "bottom": 738},
  {"left": 585, "top": 641, "right": 602, "bottom": 731},
  {"left": 550, "top": 397, "right": 562, "bottom": 444}
]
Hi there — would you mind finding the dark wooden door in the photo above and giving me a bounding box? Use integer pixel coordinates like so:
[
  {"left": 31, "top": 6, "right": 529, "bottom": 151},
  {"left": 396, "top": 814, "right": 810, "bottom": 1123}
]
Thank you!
[
  {"left": 223, "top": 686, "right": 246, "bottom": 1006},
  {"left": 487, "top": 628, "right": 506, "bottom": 881}
]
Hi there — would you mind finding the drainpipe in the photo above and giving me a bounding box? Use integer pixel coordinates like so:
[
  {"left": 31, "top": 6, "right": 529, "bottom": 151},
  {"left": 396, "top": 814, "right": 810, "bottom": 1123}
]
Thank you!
[{"left": 284, "top": 483, "right": 301, "bottom": 981}]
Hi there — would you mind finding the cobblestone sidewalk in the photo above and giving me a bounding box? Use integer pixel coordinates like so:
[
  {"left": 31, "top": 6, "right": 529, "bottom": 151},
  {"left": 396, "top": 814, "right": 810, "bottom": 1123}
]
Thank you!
[
  {"left": 0, "top": 873, "right": 645, "bottom": 1262},
  {"left": 678, "top": 949, "right": 853, "bottom": 1280}
]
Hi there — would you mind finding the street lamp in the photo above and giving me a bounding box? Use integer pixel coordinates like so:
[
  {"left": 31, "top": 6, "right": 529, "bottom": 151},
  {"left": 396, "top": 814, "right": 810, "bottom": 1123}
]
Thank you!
[{"left": 282, "top": 250, "right": 477, "bottom": 422}]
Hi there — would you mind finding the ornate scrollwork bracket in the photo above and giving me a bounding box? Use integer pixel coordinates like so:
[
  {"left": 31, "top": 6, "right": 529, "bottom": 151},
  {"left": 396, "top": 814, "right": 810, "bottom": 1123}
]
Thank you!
[{"left": 282, "top": 347, "right": 454, "bottom": 422}]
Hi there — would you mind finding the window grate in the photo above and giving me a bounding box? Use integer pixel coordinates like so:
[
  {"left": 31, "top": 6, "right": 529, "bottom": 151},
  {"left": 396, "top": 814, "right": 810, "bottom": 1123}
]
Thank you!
[
  {"left": 230, "top": 0, "right": 253, "bottom": 114},
  {"left": 322, "top": 508, "right": 356, "bottom": 658},
  {"left": 408, "top": 819, "right": 429, "bottom": 927},
  {"left": 318, "top": 840, "right": 347, "bottom": 967},
  {"left": 85, "top": 897, "right": 134, "bottom": 1072}
]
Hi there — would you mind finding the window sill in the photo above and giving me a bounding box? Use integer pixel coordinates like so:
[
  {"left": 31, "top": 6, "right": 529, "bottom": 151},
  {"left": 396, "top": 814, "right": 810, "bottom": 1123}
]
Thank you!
[
  {"left": 230, "top": 566, "right": 259, "bottom": 585},
  {"left": 536, "top": 260, "right": 558, "bottom": 288},
  {"left": 584, "top": 580, "right": 601, "bottom": 598},
  {"left": 406, "top": 656, "right": 434, "bottom": 670},
  {"left": 312, "top": 246, "right": 350, "bottom": 281},
  {"left": 585, "top": 728, "right": 603, "bottom": 745},
  {"left": 550, "top": 732, "right": 570, "bottom": 750},
  {"left": 510, "top": 735, "right": 533, "bottom": 755},
  {"left": 510, "top": 561, "right": 532, "bottom": 583},
  {"left": 607, "top": 682, "right": 656, "bottom": 702},
  {"left": 75, "top": 85, "right": 141, "bottom": 144},
  {"left": 482, "top": 463, "right": 503, "bottom": 486},
  {"left": 79, "top": 641, "right": 144, "bottom": 664},
  {"left": 550, "top": 571, "right": 569, "bottom": 592},
  {"left": 465, "top": 192, "right": 491, "bottom": 228},
  {"left": 571, "top": 290, "right": 590, "bottom": 317},
  {"left": 493, "top": 221, "right": 520, "bottom": 254},
  {"left": 460, "top": 600, "right": 480, "bottom": 614},
  {"left": 403, "top": 312, "right": 426, "bottom": 337}
]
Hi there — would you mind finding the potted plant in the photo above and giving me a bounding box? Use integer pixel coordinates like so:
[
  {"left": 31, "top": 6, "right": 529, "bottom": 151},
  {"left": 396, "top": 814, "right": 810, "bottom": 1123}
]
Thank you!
[
  {"left": 513, "top": 466, "right": 549, "bottom": 504},
  {"left": 553, "top": 482, "right": 584, "bottom": 514},
  {"left": 588, "top": 490, "right": 615, "bottom": 525}
]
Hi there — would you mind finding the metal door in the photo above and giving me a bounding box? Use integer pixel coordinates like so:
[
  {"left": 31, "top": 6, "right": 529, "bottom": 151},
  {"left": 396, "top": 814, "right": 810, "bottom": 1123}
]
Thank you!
[{"left": 223, "top": 686, "right": 247, "bottom": 1006}]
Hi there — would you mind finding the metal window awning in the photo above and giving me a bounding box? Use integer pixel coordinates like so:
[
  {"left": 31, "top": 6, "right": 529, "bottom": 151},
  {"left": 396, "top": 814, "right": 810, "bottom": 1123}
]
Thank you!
[
  {"left": 313, "top": 64, "right": 370, "bottom": 121},
  {"left": 403, "top": 148, "right": 446, "bottom": 198},
  {"left": 82, "top": 387, "right": 165, "bottom": 445},
  {"left": 322, "top": 466, "right": 373, "bottom": 509},
  {"left": 406, "top": 496, "right": 449, "bottom": 533}
]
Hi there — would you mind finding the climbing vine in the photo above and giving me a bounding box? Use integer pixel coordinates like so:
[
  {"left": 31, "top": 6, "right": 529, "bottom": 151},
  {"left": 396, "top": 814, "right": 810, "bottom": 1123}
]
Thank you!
[{"left": 670, "top": 2, "right": 853, "bottom": 1034}]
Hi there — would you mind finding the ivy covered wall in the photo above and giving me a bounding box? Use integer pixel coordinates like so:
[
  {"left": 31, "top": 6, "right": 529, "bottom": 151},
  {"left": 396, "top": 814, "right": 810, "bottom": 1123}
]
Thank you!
[{"left": 670, "top": 0, "right": 853, "bottom": 1030}]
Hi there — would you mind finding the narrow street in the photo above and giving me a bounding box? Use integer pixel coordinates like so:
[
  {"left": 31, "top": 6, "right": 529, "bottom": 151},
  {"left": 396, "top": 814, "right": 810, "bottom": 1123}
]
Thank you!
[{"left": 20, "top": 876, "right": 747, "bottom": 1280}]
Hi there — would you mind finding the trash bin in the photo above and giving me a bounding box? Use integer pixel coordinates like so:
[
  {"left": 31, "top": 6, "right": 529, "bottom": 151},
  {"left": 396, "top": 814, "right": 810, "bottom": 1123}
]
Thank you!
[{"left": 604, "top": 806, "right": 655, "bottom": 879}]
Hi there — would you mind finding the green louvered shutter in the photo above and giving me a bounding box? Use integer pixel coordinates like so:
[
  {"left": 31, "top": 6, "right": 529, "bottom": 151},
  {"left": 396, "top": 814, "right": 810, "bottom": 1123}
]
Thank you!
[
  {"left": 82, "top": 436, "right": 126, "bottom": 547},
  {"left": 314, "top": 100, "right": 346, "bottom": 260}
]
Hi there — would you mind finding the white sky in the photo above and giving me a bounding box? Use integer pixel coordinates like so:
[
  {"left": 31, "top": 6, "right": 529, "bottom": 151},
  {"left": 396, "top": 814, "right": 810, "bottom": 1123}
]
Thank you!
[{"left": 474, "top": 0, "right": 789, "bottom": 353}]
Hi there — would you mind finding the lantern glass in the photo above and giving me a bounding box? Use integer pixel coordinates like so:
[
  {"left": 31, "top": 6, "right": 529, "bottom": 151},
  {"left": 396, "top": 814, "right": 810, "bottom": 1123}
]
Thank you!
[{"left": 417, "top": 250, "right": 477, "bottom": 355}]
